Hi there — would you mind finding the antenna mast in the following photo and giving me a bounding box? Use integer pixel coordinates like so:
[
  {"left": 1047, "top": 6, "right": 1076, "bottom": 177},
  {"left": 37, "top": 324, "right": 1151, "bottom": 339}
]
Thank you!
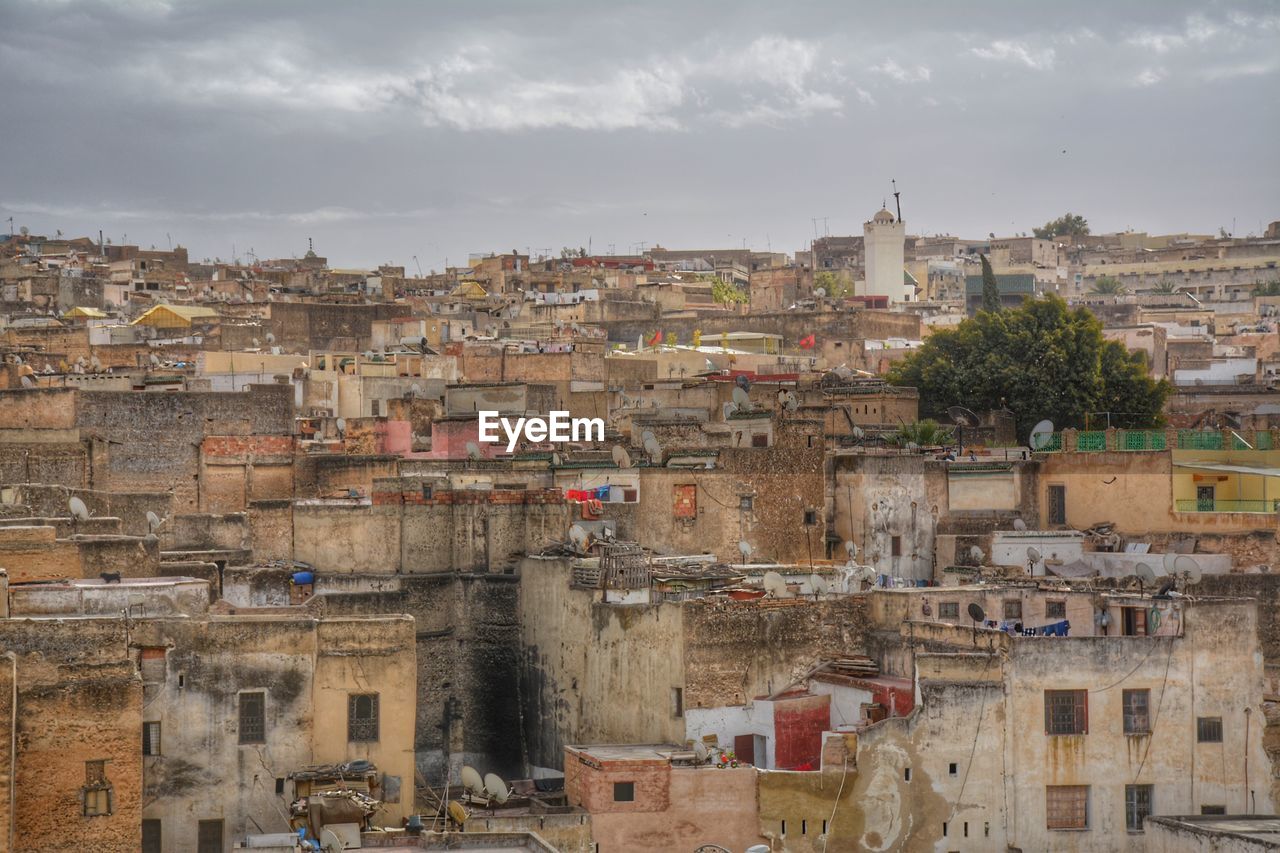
[{"left": 892, "top": 179, "right": 902, "bottom": 222}]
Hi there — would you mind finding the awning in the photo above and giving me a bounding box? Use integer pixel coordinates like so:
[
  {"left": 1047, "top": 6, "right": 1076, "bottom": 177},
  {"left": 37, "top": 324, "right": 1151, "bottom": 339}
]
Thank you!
[{"left": 1173, "top": 461, "right": 1280, "bottom": 477}]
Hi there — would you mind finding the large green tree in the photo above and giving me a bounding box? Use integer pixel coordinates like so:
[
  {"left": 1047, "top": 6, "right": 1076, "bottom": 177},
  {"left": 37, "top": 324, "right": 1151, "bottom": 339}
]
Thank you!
[
  {"left": 1033, "top": 213, "right": 1090, "bottom": 240},
  {"left": 980, "top": 254, "right": 1000, "bottom": 312},
  {"left": 886, "top": 295, "right": 1170, "bottom": 437}
]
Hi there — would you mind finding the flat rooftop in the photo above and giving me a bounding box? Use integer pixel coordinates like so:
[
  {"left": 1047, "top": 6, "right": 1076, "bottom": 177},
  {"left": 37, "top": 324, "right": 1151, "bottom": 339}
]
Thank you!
[
  {"left": 566, "top": 744, "right": 681, "bottom": 762},
  {"left": 1147, "top": 815, "right": 1280, "bottom": 847}
]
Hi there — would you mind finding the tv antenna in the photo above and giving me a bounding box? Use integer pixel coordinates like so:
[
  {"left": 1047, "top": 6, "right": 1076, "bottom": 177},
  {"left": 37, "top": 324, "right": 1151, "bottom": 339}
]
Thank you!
[{"left": 892, "top": 178, "right": 902, "bottom": 222}]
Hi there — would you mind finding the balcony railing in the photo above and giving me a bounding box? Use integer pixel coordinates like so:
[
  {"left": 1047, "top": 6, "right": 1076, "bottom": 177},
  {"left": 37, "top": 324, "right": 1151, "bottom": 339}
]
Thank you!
[{"left": 1175, "top": 499, "right": 1280, "bottom": 514}]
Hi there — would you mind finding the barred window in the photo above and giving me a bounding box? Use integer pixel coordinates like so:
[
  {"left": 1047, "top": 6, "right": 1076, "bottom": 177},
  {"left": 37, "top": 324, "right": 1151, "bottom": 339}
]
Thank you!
[
  {"left": 1197, "top": 716, "right": 1223, "bottom": 743},
  {"left": 1126, "top": 784, "right": 1153, "bottom": 832},
  {"left": 1044, "top": 690, "right": 1087, "bottom": 735},
  {"left": 239, "top": 691, "right": 265, "bottom": 745},
  {"left": 1046, "top": 600, "right": 1067, "bottom": 619},
  {"left": 1123, "top": 689, "right": 1150, "bottom": 734},
  {"left": 939, "top": 602, "right": 960, "bottom": 619},
  {"left": 142, "top": 721, "right": 162, "bottom": 756},
  {"left": 349, "top": 693, "right": 380, "bottom": 742},
  {"left": 1003, "top": 599, "right": 1023, "bottom": 619},
  {"left": 1046, "top": 785, "right": 1089, "bottom": 830}
]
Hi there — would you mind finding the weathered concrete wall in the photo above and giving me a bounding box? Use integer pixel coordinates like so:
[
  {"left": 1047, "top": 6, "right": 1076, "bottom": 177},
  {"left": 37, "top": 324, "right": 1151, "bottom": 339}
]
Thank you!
[
  {"left": 0, "top": 618, "right": 143, "bottom": 853},
  {"left": 832, "top": 453, "right": 950, "bottom": 580}
]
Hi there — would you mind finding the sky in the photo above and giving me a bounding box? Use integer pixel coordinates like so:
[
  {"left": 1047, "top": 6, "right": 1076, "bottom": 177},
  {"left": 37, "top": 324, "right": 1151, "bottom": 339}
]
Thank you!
[{"left": 1, "top": 0, "right": 1277, "bottom": 271}]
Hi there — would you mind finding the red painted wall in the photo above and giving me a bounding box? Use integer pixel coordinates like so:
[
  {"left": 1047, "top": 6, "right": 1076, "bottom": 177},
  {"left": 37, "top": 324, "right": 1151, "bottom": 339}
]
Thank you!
[{"left": 772, "top": 694, "right": 831, "bottom": 770}]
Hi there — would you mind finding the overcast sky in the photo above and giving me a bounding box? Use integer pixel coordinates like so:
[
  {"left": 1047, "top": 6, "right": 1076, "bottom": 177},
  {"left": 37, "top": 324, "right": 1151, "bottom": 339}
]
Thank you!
[{"left": 2, "top": 0, "right": 1277, "bottom": 270}]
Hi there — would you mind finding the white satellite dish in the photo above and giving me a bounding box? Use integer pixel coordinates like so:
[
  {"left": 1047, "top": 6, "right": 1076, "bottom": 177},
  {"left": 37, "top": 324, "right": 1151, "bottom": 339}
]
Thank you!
[
  {"left": 465, "top": 441, "right": 483, "bottom": 460},
  {"left": 569, "top": 524, "right": 590, "bottom": 549},
  {"left": 335, "top": 417, "right": 346, "bottom": 434},
  {"left": 969, "top": 545, "right": 985, "bottom": 564},
  {"left": 721, "top": 402, "right": 737, "bottom": 420},
  {"left": 68, "top": 496, "right": 90, "bottom": 521},
  {"left": 1135, "top": 562, "right": 1157, "bottom": 585},
  {"left": 1012, "top": 517, "right": 1028, "bottom": 531},
  {"left": 643, "top": 434, "right": 662, "bottom": 463},
  {"left": 1162, "top": 553, "right": 1179, "bottom": 572},
  {"left": 146, "top": 511, "right": 163, "bottom": 533},
  {"left": 266, "top": 332, "right": 276, "bottom": 344},
  {"left": 1029, "top": 419, "right": 1056, "bottom": 451},
  {"left": 611, "top": 445, "right": 632, "bottom": 468},
  {"left": 409, "top": 383, "right": 423, "bottom": 398},
  {"left": 845, "top": 541, "right": 858, "bottom": 560},
  {"left": 762, "top": 571, "right": 791, "bottom": 599},
  {"left": 809, "top": 573, "right": 828, "bottom": 594},
  {"left": 19, "top": 375, "right": 35, "bottom": 388},
  {"left": 1174, "top": 555, "right": 1202, "bottom": 584},
  {"left": 693, "top": 741, "right": 710, "bottom": 763},
  {"left": 738, "top": 540, "right": 753, "bottom": 562},
  {"left": 732, "top": 386, "right": 751, "bottom": 408},
  {"left": 319, "top": 829, "right": 344, "bottom": 853},
  {"left": 460, "top": 766, "right": 485, "bottom": 795},
  {"left": 483, "top": 773, "right": 510, "bottom": 805},
  {"left": 1027, "top": 547, "right": 1042, "bottom": 563}
]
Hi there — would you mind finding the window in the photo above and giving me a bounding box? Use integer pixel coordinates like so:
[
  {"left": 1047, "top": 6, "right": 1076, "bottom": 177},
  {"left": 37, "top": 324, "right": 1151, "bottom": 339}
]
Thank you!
[
  {"left": 1003, "top": 599, "right": 1023, "bottom": 620},
  {"left": 82, "top": 760, "right": 113, "bottom": 817},
  {"left": 142, "top": 819, "right": 162, "bottom": 853},
  {"left": 1044, "top": 690, "right": 1088, "bottom": 735},
  {"left": 239, "top": 692, "right": 265, "bottom": 744},
  {"left": 1046, "top": 600, "right": 1067, "bottom": 619},
  {"left": 1201, "top": 805, "right": 1226, "bottom": 815},
  {"left": 613, "top": 781, "right": 635, "bottom": 802},
  {"left": 1121, "top": 607, "right": 1148, "bottom": 636},
  {"left": 903, "top": 767, "right": 911, "bottom": 782},
  {"left": 1046, "top": 785, "right": 1089, "bottom": 830},
  {"left": 803, "top": 508, "right": 818, "bottom": 526},
  {"left": 1123, "top": 689, "right": 1150, "bottom": 734},
  {"left": 349, "top": 693, "right": 380, "bottom": 742},
  {"left": 739, "top": 496, "right": 754, "bottom": 512},
  {"left": 939, "top": 602, "right": 959, "bottom": 619},
  {"left": 1048, "top": 484, "right": 1067, "bottom": 525},
  {"left": 949, "top": 762, "right": 958, "bottom": 776},
  {"left": 1126, "top": 784, "right": 1153, "bottom": 832},
  {"left": 891, "top": 536, "right": 902, "bottom": 557},
  {"left": 752, "top": 433, "right": 769, "bottom": 448},
  {"left": 1197, "top": 716, "right": 1223, "bottom": 743},
  {"left": 198, "top": 819, "right": 224, "bottom": 853},
  {"left": 671, "top": 687, "right": 683, "bottom": 719},
  {"left": 142, "top": 721, "right": 162, "bottom": 756}
]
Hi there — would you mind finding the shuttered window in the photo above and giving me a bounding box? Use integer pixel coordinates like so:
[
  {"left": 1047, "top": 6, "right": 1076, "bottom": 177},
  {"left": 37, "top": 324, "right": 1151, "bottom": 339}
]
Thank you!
[
  {"left": 239, "top": 692, "right": 265, "bottom": 744},
  {"left": 349, "top": 693, "right": 380, "bottom": 742}
]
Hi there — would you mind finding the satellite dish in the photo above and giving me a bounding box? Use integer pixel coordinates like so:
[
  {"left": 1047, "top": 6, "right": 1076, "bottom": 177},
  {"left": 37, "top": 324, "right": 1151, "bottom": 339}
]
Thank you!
[
  {"left": 738, "top": 540, "right": 753, "bottom": 561},
  {"left": 483, "top": 773, "right": 509, "bottom": 805},
  {"left": 319, "top": 829, "right": 344, "bottom": 853},
  {"left": 815, "top": 286, "right": 827, "bottom": 297},
  {"left": 410, "top": 383, "right": 423, "bottom": 398},
  {"left": 465, "top": 441, "right": 483, "bottom": 460},
  {"left": 946, "top": 405, "right": 980, "bottom": 428},
  {"left": 1027, "top": 547, "right": 1043, "bottom": 563},
  {"left": 252, "top": 338, "right": 260, "bottom": 348},
  {"left": 447, "top": 800, "right": 469, "bottom": 825},
  {"left": 68, "top": 496, "right": 90, "bottom": 521},
  {"left": 1136, "top": 562, "right": 1157, "bottom": 585},
  {"left": 845, "top": 541, "right": 858, "bottom": 559},
  {"left": 967, "top": 602, "right": 986, "bottom": 623},
  {"left": 969, "top": 545, "right": 985, "bottom": 564},
  {"left": 266, "top": 332, "right": 276, "bottom": 344},
  {"left": 643, "top": 434, "right": 662, "bottom": 463},
  {"left": 762, "top": 571, "right": 790, "bottom": 599},
  {"left": 735, "top": 374, "right": 751, "bottom": 392},
  {"left": 146, "top": 511, "right": 163, "bottom": 533},
  {"left": 693, "top": 741, "right": 709, "bottom": 763},
  {"left": 722, "top": 402, "right": 737, "bottom": 420},
  {"left": 569, "top": 524, "right": 590, "bottom": 549},
  {"left": 1012, "top": 517, "right": 1028, "bottom": 531},
  {"left": 19, "top": 375, "right": 35, "bottom": 388},
  {"left": 89, "top": 355, "right": 102, "bottom": 372},
  {"left": 1174, "top": 555, "right": 1202, "bottom": 584},
  {"left": 809, "top": 573, "right": 828, "bottom": 594},
  {"left": 460, "top": 766, "right": 485, "bottom": 794},
  {"left": 1029, "top": 419, "right": 1055, "bottom": 450},
  {"left": 732, "top": 386, "right": 751, "bottom": 407},
  {"left": 335, "top": 417, "right": 346, "bottom": 434},
  {"left": 611, "top": 445, "right": 632, "bottom": 468}
]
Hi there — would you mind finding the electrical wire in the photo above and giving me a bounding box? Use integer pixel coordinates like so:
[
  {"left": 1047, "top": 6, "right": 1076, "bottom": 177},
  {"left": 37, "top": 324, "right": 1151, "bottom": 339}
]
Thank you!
[
  {"left": 945, "top": 650, "right": 998, "bottom": 834},
  {"left": 821, "top": 753, "right": 851, "bottom": 852},
  {"left": 1131, "top": 637, "right": 1176, "bottom": 783}
]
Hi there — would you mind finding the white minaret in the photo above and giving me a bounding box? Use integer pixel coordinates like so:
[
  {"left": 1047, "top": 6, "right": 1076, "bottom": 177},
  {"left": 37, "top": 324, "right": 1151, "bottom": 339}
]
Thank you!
[{"left": 863, "top": 206, "right": 909, "bottom": 303}]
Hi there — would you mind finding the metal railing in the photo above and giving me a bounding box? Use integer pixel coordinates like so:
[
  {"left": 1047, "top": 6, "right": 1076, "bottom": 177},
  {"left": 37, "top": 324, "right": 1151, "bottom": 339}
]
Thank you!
[{"left": 1175, "top": 499, "right": 1280, "bottom": 514}]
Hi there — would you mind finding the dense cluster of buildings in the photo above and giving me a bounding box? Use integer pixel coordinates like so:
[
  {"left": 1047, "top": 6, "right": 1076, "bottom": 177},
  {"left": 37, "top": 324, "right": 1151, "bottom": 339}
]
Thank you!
[{"left": 1, "top": 210, "right": 1280, "bottom": 851}]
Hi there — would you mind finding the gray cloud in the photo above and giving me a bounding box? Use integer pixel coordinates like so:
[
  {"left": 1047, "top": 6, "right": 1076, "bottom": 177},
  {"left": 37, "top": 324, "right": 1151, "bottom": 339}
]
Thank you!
[{"left": 1, "top": 0, "right": 1276, "bottom": 268}]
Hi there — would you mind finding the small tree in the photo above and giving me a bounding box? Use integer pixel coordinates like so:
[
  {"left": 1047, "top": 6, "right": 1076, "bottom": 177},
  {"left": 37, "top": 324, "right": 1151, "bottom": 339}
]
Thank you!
[
  {"left": 892, "top": 420, "right": 954, "bottom": 449},
  {"left": 1091, "top": 276, "right": 1127, "bottom": 295},
  {"left": 1033, "top": 213, "right": 1090, "bottom": 240},
  {"left": 1152, "top": 280, "right": 1181, "bottom": 294},
  {"left": 980, "top": 255, "right": 1001, "bottom": 313}
]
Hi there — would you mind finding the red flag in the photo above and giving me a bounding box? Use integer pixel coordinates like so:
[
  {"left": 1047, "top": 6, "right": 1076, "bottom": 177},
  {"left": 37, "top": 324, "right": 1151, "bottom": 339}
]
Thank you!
[
  {"left": 799, "top": 334, "right": 816, "bottom": 349},
  {"left": 647, "top": 330, "right": 663, "bottom": 347}
]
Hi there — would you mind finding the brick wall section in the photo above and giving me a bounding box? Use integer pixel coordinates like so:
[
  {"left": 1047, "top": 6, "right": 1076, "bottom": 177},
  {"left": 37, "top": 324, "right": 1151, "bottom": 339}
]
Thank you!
[
  {"left": 564, "top": 749, "right": 671, "bottom": 814},
  {"left": 682, "top": 596, "right": 870, "bottom": 709}
]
